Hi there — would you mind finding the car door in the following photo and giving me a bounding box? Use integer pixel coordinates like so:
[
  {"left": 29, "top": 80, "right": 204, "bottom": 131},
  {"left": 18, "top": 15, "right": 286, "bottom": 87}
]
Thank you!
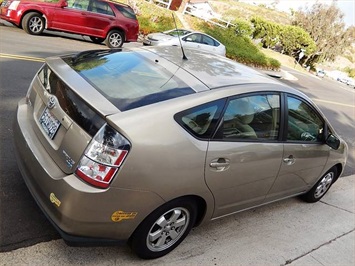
[
  {"left": 183, "top": 33, "right": 219, "bottom": 54},
  {"left": 182, "top": 33, "right": 201, "bottom": 50},
  {"left": 265, "top": 94, "right": 330, "bottom": 201},
  {"left": 51, "top": 0, "right": 90, "bottom": 33},
  {"left": 205, "top": 93, "right": 284, "bottom": 218},
  {"left": 85, "top": 0, "right": 115, "bottom": 36}
]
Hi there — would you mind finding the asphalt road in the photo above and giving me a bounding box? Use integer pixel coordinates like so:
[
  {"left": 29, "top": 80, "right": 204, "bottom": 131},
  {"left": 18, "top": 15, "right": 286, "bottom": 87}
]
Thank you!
[{"left": 0, "top": 21, "right": 354, "bottom": 255}]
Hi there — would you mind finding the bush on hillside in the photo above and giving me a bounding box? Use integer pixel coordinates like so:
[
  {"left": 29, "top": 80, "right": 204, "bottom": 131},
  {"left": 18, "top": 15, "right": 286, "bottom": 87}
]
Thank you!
[
  {"left": 280, "top": 25, "right": 316, "bottom": 56},
  {"left": 199, "top": 23, "right": 281, "bottom": 70},
  {"left": 251, "top": 17, "right": 316, "bottom": 58},
  {"left": 343, "top": 67, "right": 355, "bottom": 78},
  {"left": 124, "top": 0, "right": 182, "bottom": 34},
  {"left": 232, "top": 18, "right": 253, "bottom": 37}
]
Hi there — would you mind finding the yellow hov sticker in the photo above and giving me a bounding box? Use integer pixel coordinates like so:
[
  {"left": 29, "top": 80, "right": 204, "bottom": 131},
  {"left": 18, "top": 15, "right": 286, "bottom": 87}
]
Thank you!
[
  {"left": 111, "top": 211, "right": 138, "bottom": 222},
  {"left": 49, "top": 193, "right": 61, "bottom": 207}
]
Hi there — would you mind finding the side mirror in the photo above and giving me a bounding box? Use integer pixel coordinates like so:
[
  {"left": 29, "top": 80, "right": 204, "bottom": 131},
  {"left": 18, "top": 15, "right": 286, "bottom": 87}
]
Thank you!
[
  {"left": 325, "top": 134, "right": 340, "bottom": 150},
  {"left": 59, "top": 0, "right": 68, "bottom": 8}
]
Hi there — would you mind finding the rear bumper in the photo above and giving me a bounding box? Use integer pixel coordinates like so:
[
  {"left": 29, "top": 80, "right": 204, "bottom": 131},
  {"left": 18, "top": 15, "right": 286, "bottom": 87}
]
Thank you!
[
  {"left": 13, "top": 98, "right": 164, "bottom": 243},
  {"left": 0, "top": 9, "right": 20, "bottom": 25}
]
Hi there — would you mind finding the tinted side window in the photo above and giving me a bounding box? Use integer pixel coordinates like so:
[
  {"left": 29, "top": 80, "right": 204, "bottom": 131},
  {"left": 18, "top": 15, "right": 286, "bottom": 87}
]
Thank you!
[
  {"left": 175, "top": 99, "right": 225, "bottom": 139},
  {"left": 90, "top": 0, "right": 114, "bottom": 15},
  {"left": 47, "top": 70, "right": 105, "bottom": 136},
  {"left": 221, "top": 94, "right": 280, "bottom": 140},
  {"left": 287, "top": 96, "right": 324, "bottom": 142},
  {"left": 114, "top": 4, "right": 137, "bottom": 19},
  {"left": 185, "top": 33, "right": 201, "bottom": 43},
  {"left": 67, "top": 0, "right": 90, "bottom": 10},
  {"left": 202, "top": 35, "right": 217, "bottom": 46}
]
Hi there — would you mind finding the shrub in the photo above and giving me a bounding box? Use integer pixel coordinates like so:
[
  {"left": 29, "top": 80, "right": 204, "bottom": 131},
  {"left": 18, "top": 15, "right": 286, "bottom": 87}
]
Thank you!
[
  {"left": 126, "top": 0, "right": 182, "bottom": 35},
  {"left": 232, "top": 19, "right": 253, "bottom": 37},
  {"left": 251, "top": 17, "right": 316, "bottom": 57},
  {"left": 198, "top": 23, "right": 280, "bottom": 69}
]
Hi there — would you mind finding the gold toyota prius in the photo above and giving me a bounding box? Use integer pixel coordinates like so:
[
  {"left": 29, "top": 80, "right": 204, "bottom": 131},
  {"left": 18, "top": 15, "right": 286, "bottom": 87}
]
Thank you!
[{"left": 14, "top": 46, "right": 348, "bottom": 259}]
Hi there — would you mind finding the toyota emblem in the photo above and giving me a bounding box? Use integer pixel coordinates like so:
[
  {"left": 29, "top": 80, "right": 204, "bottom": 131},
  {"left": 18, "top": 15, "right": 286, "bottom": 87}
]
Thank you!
[{"left": 47, "top": 95, "right": 56, "bottom": 109}]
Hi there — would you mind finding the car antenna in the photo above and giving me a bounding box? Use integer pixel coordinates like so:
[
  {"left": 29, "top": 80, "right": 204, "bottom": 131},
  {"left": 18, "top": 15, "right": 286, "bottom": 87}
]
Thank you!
[{"left": 172, "top": 13, "right": 188, "bottom": 60}]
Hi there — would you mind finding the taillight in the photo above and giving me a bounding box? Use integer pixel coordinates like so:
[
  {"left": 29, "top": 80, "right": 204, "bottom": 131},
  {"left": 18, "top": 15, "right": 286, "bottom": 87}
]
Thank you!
[
  {"left": 75, "top": 124, "right": 130, "bottom": 189},
  {"left": 8, "top": 0, "right": 20, "bottom": 10}
]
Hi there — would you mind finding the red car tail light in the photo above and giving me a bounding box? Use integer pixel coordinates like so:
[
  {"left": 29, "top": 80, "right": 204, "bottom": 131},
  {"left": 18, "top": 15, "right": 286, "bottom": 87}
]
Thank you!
[
  {"left": 8, "top": 0, "right": 20, "bottom": 9},
  {"left": 75, "top": 124, "right": 130, "bottom": 189}
]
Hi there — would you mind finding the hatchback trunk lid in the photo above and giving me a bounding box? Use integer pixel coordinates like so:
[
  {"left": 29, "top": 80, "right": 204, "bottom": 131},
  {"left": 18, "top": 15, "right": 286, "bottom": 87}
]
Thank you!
[{"left": 26, "top": 56, "right": 118, "bottom": 174}]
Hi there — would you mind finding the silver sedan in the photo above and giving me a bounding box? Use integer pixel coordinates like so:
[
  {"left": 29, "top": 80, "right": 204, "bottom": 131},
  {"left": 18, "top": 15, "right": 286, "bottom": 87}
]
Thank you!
[{"left": 143, "top": 29, "right": 226, "bottom": 56}]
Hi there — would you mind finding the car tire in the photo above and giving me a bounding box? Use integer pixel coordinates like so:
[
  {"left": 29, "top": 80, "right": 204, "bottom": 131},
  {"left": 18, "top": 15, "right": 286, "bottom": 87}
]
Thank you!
[
  {"left": 90, "top": 36, "right": 105, "bottom": 44},
  {"left": 300, "top": 167, "right": 338, "bottom": 203},
  {"left": 22, "top": 12, "right": 45, "bottom": 35},
  {"left": 104, "top": 30, "right": 124, "bottom": 48},
  {"left": 129, "top": 198, "right": 197, "bottom": 259}
]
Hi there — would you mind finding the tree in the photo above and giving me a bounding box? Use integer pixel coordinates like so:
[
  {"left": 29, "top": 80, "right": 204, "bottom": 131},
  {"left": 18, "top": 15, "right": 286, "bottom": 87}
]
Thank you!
[
  {"left": 292, "top": 1, "right": 353, "bottom": 64},
  {"left": 280, "top": 25, "right": 316, "bottom": 56},
  {"left": 251, "top": 17, "right": 316, "bottom": 57}
]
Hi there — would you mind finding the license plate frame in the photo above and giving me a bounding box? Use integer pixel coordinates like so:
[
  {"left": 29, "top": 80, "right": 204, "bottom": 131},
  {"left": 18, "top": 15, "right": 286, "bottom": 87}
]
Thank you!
[{"left": 39, "top": 107, "right": 61, "bottom": 139}]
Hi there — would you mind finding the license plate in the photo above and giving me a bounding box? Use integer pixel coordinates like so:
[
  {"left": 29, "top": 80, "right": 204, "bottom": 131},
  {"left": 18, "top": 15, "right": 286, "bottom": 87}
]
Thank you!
[{"left": 39, "top": 108, "right": 61, "bottom": 139}]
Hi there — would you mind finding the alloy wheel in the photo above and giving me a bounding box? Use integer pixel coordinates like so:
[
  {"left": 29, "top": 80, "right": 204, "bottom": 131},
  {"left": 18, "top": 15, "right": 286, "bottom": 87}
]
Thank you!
[
  {"left": 146, "top": 207, "right": 190, "bottom": 252},
  {"left": 314, "top": 172, "right": 334, "bottom": 199},
  {"left": 29, "top": 17, "right": 44, "bottom": 34}
]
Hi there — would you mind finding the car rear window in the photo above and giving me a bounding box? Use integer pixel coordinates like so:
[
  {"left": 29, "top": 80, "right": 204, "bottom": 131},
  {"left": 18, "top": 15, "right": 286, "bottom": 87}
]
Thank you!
[
  {"left": 63, "top": 50, "right": 194, "bottom": 111},
  {"left": 38, "top": 65, "right": 106, "bottom": 136}
]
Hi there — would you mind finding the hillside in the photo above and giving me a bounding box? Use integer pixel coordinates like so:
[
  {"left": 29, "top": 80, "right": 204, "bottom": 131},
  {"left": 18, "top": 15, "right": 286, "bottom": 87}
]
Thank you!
[
  {"left": 209, "top": 0, "right": 291, "bottom": 25},
  {"left": 207, "top": 0, "right": 353, "bottom": 71},
  {"left": 126, "top": 0, "right": 353, "bottom": 72}
]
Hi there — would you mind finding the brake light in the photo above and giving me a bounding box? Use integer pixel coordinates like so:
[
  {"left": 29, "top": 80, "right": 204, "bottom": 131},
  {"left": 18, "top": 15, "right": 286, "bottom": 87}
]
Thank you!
[{"left": 75, "top": 124, "right": 130, "bottom": 189}]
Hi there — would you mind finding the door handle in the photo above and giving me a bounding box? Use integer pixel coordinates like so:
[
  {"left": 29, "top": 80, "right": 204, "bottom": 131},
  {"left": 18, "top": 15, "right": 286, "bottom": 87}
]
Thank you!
[
  {"left": 283, "top": 155, "right": 295, "bottom": 165},
  {"left": 210, "top": 158, "right": 230, "bottom": 171}
]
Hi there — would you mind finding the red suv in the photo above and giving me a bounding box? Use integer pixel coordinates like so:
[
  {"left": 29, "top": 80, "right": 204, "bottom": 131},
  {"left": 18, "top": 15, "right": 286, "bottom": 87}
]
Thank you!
[{"left": 0, "top": 0, "right": 139, "bottom": 48}]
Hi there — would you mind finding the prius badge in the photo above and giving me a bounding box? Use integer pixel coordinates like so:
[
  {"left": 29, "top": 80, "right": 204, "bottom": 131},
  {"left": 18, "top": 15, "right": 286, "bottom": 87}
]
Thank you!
[{"left": 47, "top": 95, "right": 56, "bottom": 109}]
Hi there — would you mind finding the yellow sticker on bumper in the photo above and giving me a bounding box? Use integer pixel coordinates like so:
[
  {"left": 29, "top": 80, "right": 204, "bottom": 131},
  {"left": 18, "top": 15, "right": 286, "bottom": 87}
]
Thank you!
[
  {"left": 49, "top": 193, "right": 61, "bottom": 207},
  {"left": 111, "top": 211, "right": 138, "bottom": 222}
]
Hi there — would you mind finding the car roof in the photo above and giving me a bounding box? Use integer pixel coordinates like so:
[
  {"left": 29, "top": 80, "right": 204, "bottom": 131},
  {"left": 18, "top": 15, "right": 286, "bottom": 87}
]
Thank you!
[
  {"left": 143, "top": 46, "right": 281, "bottom": 89},
  {"left": 52, "top": 46, "right": 299, "bottom": 114}
]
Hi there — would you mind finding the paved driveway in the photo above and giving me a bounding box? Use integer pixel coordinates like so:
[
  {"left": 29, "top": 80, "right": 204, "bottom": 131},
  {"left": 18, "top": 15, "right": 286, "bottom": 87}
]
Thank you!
[{"left": 1, "top": 175, "right": 353, "bottom": 265}]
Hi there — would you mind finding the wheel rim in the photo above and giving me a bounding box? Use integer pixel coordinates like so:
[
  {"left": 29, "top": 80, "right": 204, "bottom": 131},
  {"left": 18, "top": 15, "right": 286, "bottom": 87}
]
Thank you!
[
  {"left": 146, "top": 207, "right": 190, "bottom": 252},
  {"left": 29, "top": 17, "right": 43, "bottom": 33},
  {"left": 314, "top": 172, "right": 334, "bottom": 199},
  {"left": 109, "top": 33, "right": 122, "bottom": 47}
]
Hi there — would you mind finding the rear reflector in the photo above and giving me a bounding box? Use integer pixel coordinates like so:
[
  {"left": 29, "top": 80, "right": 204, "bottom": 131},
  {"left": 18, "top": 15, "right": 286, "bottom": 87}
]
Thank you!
[{"left": 75, "top": 124, "right": 130, "bottom": 188}]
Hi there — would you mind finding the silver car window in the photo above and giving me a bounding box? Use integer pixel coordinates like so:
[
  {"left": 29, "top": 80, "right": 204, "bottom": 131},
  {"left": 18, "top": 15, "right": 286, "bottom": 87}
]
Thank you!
[
  {"left": 287, "top": 96, "right": 324, "bottom": 142},
  {"left": 222, "top": 94, "right": 280, "bottom": 140},
  {"left": 201, "top": 35, "right": 217, "bottom": 46},
  {"left": 67, "top": 0, "right": 90, "bottom": 10},
  {"left": 176, "top": 99, "right": 225, "bottom": 139},
  {"left": 89, "top": 0, "right": 114, "bottom": 15}
]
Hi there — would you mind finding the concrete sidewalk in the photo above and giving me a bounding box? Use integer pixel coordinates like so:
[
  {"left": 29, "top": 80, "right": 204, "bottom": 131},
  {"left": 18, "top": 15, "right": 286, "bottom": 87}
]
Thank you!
[{"left": 1, "top": 175, "right": 353, "bottom": 265}]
